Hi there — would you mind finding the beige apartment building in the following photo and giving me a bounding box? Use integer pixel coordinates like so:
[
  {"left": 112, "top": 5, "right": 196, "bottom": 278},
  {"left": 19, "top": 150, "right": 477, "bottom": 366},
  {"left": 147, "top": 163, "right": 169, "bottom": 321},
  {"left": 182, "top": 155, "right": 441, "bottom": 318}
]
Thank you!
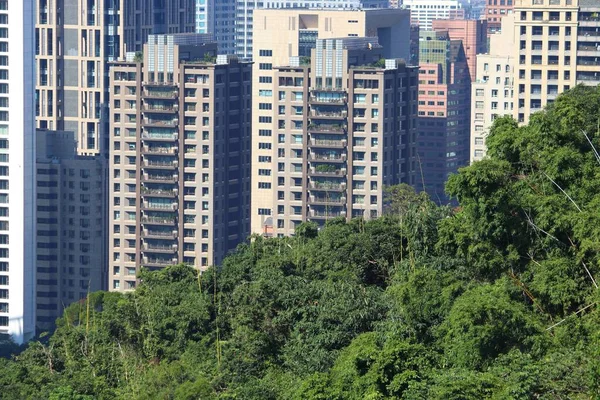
[
  {"left": 513, "top": 0, "right": 600, "bottom": 125},
  {"left": 471, "top": 14, "right": 515, "bottom": 162},
  {"left": 251, "top": 8, "right": 413, "bottom": 235},
  {"left": 36, "top": 129, "right": 107, "bottom": 331},
  {"left": 35, "top": 0, "right": 195, "bottom": 155},
  {"left": 109, "top": 34, "right": 251, "bottom": 291},
  {"left": 255, "top": 36, "right": 418, "bottom": 237},
  {"left": 471, "top": 0, "right": 600, "bottom": 161}
]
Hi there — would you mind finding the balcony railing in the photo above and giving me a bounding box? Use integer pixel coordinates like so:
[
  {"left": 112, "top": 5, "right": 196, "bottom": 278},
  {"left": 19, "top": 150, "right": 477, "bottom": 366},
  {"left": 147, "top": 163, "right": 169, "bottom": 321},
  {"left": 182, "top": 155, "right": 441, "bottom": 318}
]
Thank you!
[
  {"left": 143, "top": 159, "right": 178, "bottom": 168},
  {"left": 143, "top": 243, "right": 178, "bottom": 253},
  {"left": 143, "top": 229, "right": 177, "bottom": 239},
  {"left": 141, "top": 187, "right": 177, "bottom": 197},
  {"left": 144, "top": 174, "right": 178, "bottom": 183},
  {"left": 307, "top": 124, "right": 347, "bottom": 133},
  {"left": 310, "top": 152, "right": 346, "bottom": 162},
  {"left": 143, "top": 202, "right": 177, "bottom": 211},
  {"left": 309, "top": 96, "right": 346, "bottom": 104},
  {"left": 310, "top": 138, "right": 347, "bottom": 148},
  {"left": 310, "top": 109, "right": 347, "bottom": 119},
  {"left": 143, "top": 257, "right": 178, "bottom": 266},
  {"left": 309, "top": 167, "right": 347, "bottom": 176},
  {"left": 142, "top": 146, "right": 177, "bottom": 154},
  {"left": 309, "top": 209, "right": 344, "bottom": 218},
  {"left": 142, "top": 104, "right": 178, "bottom": 113},
  {"left": 142, "top": 132, "right": 178, "bottom": 141},
  {"left": 142, "top": 118, "right": 178, "bottom": 127},
  {"left": 308, "top": 195, "right": 346, "bottom": 205},
  {"left": 142, "top": 214, "right": 176, "bottom": 224},
  {"left": 309, "top": 181, "right": 346, "bottom": 191},
  {"left": 144, "top": 90, "right": 178, "bottom": 99}
]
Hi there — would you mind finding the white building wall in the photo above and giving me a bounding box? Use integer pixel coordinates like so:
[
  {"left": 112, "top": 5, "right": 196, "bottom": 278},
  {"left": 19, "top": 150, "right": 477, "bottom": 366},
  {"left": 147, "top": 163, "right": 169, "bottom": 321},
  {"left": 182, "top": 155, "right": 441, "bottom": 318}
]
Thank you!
[
  {"left": 402, "top": 0, "right": 464, "bottom": 30},
  {"left": 4, "top": 0, "right": 36, "bottom": 343}
]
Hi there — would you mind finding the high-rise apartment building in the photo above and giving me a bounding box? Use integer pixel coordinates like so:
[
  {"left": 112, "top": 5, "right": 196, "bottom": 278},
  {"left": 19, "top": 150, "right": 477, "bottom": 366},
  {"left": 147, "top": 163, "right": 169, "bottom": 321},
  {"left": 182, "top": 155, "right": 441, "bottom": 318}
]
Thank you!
[
  {"left": 260, "top": 38, "right": 418, "bottom": 236},
  {"left": 471, "top": 14, "right": 515, "bottom": 162},
  {"left": 251, "top": 8, "right": 413, "bottom": 235},
  {"left": 417, "top": 30, "right": 471, "bottom": 200},
  {"left": 35, "top": 129, "right": 107, "bottom": 331},
  {"left": 484, "top": 0, "right": 514, "bottom": 35},
  {"left": 513, "top": 0, "right": 600, "bottom": 125},
  {"left": 402, "top": 0, "right": 465, "bottom": 30},
  {"left": 198, "top": 0, "right": 389, "bottom": 59},
  {"left": 109, "top": 34, "right": 251, "bottom": 291},
  {"left": 1, "top": 0, "right": 37, "bottom": 344},
  {"left": 35, "top": 0, "right": 196, "bottom": 155},
  {"left": 432, "top": 19, "right": 488, "bottom": 82}
]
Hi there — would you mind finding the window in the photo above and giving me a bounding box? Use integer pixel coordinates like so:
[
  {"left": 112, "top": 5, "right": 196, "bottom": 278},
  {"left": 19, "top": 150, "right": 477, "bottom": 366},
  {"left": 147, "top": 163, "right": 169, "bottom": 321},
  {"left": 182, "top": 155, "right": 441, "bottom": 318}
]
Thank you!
[
  {"left": 258, "top": 182, "right": 271, "bottom": 189},
  {"left": 259, "top": 49, "right": 273, "bottom": 57}
]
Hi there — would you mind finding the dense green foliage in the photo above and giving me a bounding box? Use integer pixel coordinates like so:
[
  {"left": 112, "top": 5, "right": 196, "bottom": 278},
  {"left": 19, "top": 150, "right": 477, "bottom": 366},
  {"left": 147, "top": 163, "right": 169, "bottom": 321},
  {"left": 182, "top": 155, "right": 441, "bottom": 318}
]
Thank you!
[{"left": 2, "top": 86, "right": 600, "bottom": 398}]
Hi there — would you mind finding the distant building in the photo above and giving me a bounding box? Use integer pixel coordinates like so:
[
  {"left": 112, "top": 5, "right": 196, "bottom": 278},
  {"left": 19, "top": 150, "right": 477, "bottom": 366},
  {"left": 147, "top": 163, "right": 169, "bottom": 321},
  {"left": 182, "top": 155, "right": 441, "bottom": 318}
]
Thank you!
[
  {"left": 197, "top": 0, "right": 389, "bottom": 59},
  {"left": 35, "top": 0, "right": 196, "bottom": 155},
  {"left": 432, "top": 19, "right": 488, "bottom": 82},
  {"left": 35, "top": 130, "right": 108, "bottom": 332},
  {"left": 484, "top": 0, "right": 514, "bottom": 35},
  {"left": 471, "top": 14, "right": 515, "bottom": 162},
  {"left": 417, "top": 30, "right": 471, "bottom": 200},
  {"left": 109, "top": 34, "right": 252, "bottom": 291},
  {"left": 403, "top": 0, "right": 465, "bottom": 30}
]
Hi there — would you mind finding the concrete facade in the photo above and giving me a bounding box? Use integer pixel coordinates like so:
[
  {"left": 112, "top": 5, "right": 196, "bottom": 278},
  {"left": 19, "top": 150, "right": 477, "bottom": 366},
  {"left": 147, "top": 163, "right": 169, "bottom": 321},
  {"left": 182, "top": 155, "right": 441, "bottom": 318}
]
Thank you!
[
  {"left": 35, "top": 129, "right": 107, "bottom": 332},
  {"left": 109, "top": 35, "right": 251, "bottom": 292},
  {"left": 251, "top": 8, "right": 414, "bottom": 235},
  {"left": 512, "top": 0, "right": 600, "bottom": 125},
  {"left": 35, "top": 0, "right": 196, "bottom": 155}
]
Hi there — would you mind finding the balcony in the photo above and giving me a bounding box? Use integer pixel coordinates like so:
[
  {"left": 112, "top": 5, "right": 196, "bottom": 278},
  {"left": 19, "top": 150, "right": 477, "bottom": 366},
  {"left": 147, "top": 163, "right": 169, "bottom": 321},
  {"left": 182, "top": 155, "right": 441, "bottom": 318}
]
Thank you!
[
  {"left": 142, "top": 201, "right": 177, "bottom": 211},
  {"left": 309, "top": 209, "right": 345, "bottom": 219},
  {"left": 142, "top": 132, "right": 178, "bottom": 141},
  {"left": 310, "top": 138, "right": 347, "bottom": 148},
  {"left": 308, "top": 166, "right": 347, "bottom": 177},
  {"left": 307, "top": 124, "right": 347, "bottom": 134},
  {"left": 143, "top": 159, "right": 178, "bottom": 169},
  {"left": 309, "top": 152, "right": 346, "bottom": 163},
  {"left": 141, "top": 187, "right": 177, "bottom": 198},
  {"left": 141, "top": 215, "right": 176, "bottom": 226},
  {"left": 309, "top": 95, "right": 346, "bottom": 105},
  {"left": 144, "top": 89, "right": 178, "bottom": 99},
  {"left": 143, "top": 173, "right": 178, "bottom": 183},
  {"left": 142, "top": 103, "right": 179, "bottom": 113},
  {"left": 142, "top": 118, "right": 178, "bottom": 128},
  {"left": 308, "top": 195, "right": 346, "bottom": 205},
  {"left": 142, "top": 243, "right": 178, "bottom": 254},
  {"left": 142, "top": 146, "right": 177, "bottom": 155},
  {"left": 310, "top": 109, "right": 347, "bottom": 119},
  {"left": 309, "top": 181, "right": 346, "bottom": 191},
  {"left": 142, "top": 229, "right": 177, "bottom": 239},
  {"left": 142, "top": 257, "right": 178, "bottom": 267},
  {"left": 577, "top": 73, "right": 600, "bottom": 85}
]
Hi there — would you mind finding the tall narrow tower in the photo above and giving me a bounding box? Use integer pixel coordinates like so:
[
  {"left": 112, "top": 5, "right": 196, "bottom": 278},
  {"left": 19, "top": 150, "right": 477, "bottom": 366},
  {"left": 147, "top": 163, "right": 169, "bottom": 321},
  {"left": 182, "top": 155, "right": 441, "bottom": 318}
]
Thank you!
[{"left": 2, "top": 0, "right": 37, "bottom": 343}]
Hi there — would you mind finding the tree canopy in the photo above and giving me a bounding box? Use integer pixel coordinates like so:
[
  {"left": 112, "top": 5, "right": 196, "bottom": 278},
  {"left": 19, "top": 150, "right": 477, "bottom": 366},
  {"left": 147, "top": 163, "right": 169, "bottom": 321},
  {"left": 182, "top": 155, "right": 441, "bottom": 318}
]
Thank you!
[{"left": 2, "top": 85, "right": 600, "bottom": 399}]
